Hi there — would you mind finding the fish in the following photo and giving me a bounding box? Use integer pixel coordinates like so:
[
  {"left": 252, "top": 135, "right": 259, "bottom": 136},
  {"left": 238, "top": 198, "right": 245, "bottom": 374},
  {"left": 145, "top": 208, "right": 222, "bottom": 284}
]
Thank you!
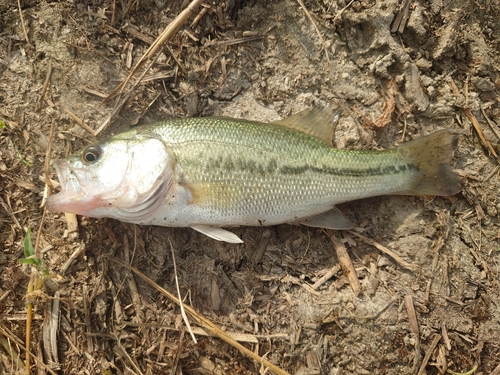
[{"left": 46, "top": 108, "right": 461, "bottom": 243}]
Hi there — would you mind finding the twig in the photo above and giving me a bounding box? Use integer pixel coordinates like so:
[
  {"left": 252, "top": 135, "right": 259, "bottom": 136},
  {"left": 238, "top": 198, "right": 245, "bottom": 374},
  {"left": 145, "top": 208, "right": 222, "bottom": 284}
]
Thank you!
[
  {"left": 95, "top": 90, "right": 133, "bottom": 136},
  {"left": 25, "top": 205, "right": 49, "bottom": 375},
  {"left": 446, "top": 364, "right": 478, "bottom": 375},
  {"left": 348, "top": 230, "right": 419, "bottom": 271},
  {"left": 61, "top": 107, "right": 96, "bottom": 136},
  {"left": 463, "top": 107, "right": 497, "bottom": 157},
  {"left": 50, "top": 292, "right": 60, "bottom": 364},
  {"left": 25, "top": 273, "right": 34, "bottom": 375},
  {"left": 44, "top": 121, "right": 55, "bottom": 192},
  {"left": 169, "top": 239, "right": 197, "bottom": 343},
  {"left": 417, "top": 334, "right": 441, "bottom": 375},
  {"left": 64, "top": 212, "right": 78, "bottom": 233},
  {"left": 118, "top": 321, "right": 281, "bottom": 343},
  {"left": 27, "top": 116, "right": 58, "bottom": 375},
  {"left": 461, "top": 221, "right": 489, "bottom": 273},
  {"left": 449, "top": 78, "right": 497, "bottom": 158},
  {"left": 95, "top": 53, "right": 158, "bottom": 136},
  {"left": 82, "top": 87, "right": 108, "bottom": 98},
  {"left": 312, "top": 264, "right": 342, "bottom": 290},
  {"left": 123, "top": 234, "right": 144, "bottom": 323},
  {"left": 169, "top": 331, "right": 185, "bottom": 375},
  {"left": 480, "top": 106, "right": 500, "bottom": 141},
  {"left": 0, "top": 334, "right": 24, "bottom": 371},
  {"left": 401, "top": 117, "right": 408, "bottom": 142},
  {"left": 17, "top": 0, "right": 29, "bottom": 43},
  {"left": 441, "top": 321, "right": 451, "bottom": 351},
  {"left": 124, "top": 24, "right": 155, "bottom": 45},
  {"left": 106, "top": 0, "right": 204, "bottom": 101},
  {"left": 330, "top": 232, "right": 360, "bottom": 296},
  {"left": 107, "top": 257, "right": 291, "bottom": 375},
  {"left": 61, "top": 244, "right": 86, "bottom": 274},
  {"left": 191, "top": 6, "right": 209, "bottom": 28},
  {"left": 42, "top": 292, "right": 60, "bottom": 368},
  {"left": 113, "top": 339, "right": 145, "bottom": 375},
  {"left": 405, "top": 295, "right": 421, "bottom": 373},
  {"left": 37, "top": 60, "right": 53, "bottom": 111},
  {"left": 0, "top": 326, "right": 58, "bottom": 375},
  {"left": 391, "top": 0, "right": 412, "bottom": 33},
  {"left": 0, "top": 196, "right": 22, "bottom": 230},
  {"left": 211, "top": 35, "right": 265, "bottom": 47},
  {"left": 296, "top": 0, "right": 330, "bottom": 63},
  {"left": 333, "top": 0, "right": 355, "bottom": 23},
  {"left": 82, "top": 285, "right": 94, "bottom": 354}
]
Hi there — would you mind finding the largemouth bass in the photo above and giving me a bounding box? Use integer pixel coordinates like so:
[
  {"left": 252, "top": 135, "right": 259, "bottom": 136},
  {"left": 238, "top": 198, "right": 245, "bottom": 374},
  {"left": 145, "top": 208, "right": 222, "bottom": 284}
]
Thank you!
[{"left": 47, "top": 108, "right": 461, "bottom": 243}]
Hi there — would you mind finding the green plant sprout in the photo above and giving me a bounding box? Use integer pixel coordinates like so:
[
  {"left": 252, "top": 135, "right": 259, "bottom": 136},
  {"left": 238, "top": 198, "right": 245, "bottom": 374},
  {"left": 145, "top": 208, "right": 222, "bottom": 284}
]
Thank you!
[{"left": 19, "top": 228, "right": 47, "bottom": 276}]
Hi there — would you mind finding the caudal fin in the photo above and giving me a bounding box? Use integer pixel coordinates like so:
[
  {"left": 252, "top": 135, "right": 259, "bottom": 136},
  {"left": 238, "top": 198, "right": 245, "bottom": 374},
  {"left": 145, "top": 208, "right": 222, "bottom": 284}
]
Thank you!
[{"left": 398, "top": 130, "right": 461, "bottom": 196}]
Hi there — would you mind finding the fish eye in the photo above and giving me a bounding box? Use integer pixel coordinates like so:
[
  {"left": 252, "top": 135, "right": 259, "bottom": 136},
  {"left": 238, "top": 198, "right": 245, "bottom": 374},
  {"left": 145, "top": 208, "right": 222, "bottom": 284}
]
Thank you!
[{"left": 81, "top": 145, "right": 102, "bottom": 164}]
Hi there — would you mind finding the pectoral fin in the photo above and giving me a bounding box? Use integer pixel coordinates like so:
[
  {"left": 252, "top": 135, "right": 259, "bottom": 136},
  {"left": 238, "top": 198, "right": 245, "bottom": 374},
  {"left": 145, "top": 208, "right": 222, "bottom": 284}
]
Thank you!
[
  {"left": 191, "top": 225, "right": 244, "bottom": 243},
  {"left": 298, "top": 207, "right": 354, "bottom": 230}
]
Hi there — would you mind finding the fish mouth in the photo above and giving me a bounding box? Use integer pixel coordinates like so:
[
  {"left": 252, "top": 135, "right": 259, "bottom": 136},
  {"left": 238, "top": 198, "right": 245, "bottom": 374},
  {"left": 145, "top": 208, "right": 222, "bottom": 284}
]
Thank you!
[{"left": 46, "top": 160, "right": 91, "bottom": 215}]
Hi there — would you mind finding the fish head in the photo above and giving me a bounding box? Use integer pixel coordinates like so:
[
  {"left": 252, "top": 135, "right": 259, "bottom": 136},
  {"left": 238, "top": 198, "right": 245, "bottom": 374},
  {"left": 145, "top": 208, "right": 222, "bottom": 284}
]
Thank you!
[{"left": 47, "top": 133, "right": 173, "bottom": 220}]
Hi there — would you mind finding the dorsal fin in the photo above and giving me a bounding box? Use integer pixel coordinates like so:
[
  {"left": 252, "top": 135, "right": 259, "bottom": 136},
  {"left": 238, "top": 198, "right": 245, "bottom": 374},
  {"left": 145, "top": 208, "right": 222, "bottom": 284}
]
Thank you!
[{"left": 272, "top": 107, "right": 339, "bottom": 146}]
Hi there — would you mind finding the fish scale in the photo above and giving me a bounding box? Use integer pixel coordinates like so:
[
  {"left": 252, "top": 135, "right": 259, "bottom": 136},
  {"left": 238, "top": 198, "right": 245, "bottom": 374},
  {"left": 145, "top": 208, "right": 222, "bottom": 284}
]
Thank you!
[{"left": 149, "top": 118, "right": 412, "bottom": 207}]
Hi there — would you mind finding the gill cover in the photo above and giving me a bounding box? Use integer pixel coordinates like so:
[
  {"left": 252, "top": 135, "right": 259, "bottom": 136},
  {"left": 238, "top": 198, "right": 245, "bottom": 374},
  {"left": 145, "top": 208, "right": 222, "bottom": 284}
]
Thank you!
[{"left": 47, "top": 134, "right": 173, "bottom": 219}]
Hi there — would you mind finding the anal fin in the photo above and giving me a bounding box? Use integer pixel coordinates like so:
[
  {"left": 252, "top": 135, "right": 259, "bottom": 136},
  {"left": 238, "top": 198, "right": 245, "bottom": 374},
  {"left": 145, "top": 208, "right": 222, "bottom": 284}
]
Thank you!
[
  {"left": 298, "top": 207, "right": 354, "bottom": 230},
  {"left": 191, "top": 225, "right": 243, "bottom": 243}
]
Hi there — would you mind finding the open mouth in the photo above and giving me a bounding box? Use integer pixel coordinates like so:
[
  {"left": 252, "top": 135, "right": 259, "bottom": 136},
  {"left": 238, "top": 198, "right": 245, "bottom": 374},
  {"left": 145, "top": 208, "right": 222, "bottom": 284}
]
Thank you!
[{"left": 46, "top": 160, "right": 86, "bottom": 213}]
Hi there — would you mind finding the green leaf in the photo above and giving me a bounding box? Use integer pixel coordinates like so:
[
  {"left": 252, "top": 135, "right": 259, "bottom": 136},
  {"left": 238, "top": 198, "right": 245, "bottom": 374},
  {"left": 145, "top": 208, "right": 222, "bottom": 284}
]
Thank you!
[
  {"left": 19, "top": 256, "right": 43, "bottom": 268},
  {"left": 23, "top": 227, "right": 34, "bottom": 258},
  {"left": 21, "top": 228, "right": 46, "bottom": 273}
]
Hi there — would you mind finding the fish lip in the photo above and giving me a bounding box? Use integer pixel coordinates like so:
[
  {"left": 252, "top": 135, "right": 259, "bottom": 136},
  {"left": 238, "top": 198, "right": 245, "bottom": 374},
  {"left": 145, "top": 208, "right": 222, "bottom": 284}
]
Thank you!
[{"left": 46, "top": 160, "right": 86, "bottom": 213}]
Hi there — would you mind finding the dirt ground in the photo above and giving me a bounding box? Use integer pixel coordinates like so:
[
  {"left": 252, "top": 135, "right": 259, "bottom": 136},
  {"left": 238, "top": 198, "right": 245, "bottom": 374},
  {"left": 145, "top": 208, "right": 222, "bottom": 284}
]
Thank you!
[{"left": 1, "top": 0, "right": 500, "bottom": 374}]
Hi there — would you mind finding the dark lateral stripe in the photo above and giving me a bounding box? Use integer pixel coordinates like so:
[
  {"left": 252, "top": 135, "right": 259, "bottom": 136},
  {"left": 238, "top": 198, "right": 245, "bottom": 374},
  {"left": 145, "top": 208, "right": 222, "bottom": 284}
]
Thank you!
[
  {"left": 279, "top": 163, "right": 417, "bottom": 177},
  {"left": 206, "top": 157, "right": 278, "bottom": 176}
]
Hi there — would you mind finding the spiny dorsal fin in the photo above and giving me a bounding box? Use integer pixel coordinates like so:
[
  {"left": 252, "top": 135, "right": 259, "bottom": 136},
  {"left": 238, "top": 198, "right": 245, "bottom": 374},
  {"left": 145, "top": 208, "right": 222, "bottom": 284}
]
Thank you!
[{"left": 272, "top": 107, "right": 339, "bottom": 146}]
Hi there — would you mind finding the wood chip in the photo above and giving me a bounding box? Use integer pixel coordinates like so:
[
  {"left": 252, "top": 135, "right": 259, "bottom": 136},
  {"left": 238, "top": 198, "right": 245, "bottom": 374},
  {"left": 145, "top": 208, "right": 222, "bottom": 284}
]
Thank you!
[
  {"left": 405, "top": 294, "right": 422, "bottom": 373},
  {"left": 64, "top": 212, "right": 78, "bottom": 233},
  {"left": 14, "top": 178, "right": 41, "bottom": 193},
  {"left": 391, "top": 0, "right": 412, "bottom": 33},
  {"left": 330, "top": 232, "right": 360, "bottom": 296},
  {"left": 311, "top": 264, "right": 342, "bottom": 290},
  {"left": 36, "top": 59, "right": 53, "bottom": 111}
]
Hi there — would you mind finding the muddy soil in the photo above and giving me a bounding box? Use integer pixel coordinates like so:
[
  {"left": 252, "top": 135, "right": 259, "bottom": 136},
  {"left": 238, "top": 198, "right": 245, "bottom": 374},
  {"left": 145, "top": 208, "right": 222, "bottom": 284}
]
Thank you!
[{"left": 1, "top": 0, "right": 499, "bottom": 374}]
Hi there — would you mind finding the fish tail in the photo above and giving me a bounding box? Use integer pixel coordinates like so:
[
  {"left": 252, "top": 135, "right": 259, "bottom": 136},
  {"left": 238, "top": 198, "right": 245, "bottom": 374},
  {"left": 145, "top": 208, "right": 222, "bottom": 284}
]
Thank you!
[{"left": 398, "top": 130, "right": 461, "bottom": 196}]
